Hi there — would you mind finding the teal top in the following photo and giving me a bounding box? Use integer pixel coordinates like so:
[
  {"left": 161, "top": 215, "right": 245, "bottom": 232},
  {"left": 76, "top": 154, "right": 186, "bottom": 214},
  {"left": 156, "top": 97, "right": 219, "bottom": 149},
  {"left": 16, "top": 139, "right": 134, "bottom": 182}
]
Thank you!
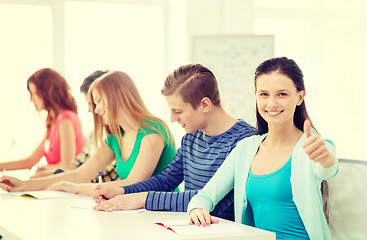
[
  {"left": 188, "top": 131, "right": 339, "bottom": 240},
  {"left": 106, "top": 119, "right": 176, "bottom": 180},
  {"left": 247, "top": 156, "right": 309, "bottom": 239}
]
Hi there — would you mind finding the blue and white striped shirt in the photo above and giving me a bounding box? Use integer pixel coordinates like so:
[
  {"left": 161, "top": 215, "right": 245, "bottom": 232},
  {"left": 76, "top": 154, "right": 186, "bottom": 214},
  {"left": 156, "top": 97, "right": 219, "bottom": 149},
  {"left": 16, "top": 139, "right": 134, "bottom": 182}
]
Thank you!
[{"left": 123, "top": 120, "right": 255, "bottom": 220}]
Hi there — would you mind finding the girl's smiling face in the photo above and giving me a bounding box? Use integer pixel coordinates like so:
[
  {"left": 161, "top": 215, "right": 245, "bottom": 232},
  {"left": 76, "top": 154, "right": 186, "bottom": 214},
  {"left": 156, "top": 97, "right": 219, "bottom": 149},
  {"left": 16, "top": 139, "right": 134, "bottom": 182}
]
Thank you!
[{"left": 255, "top": 72, "right": 305, "bottom": 128}]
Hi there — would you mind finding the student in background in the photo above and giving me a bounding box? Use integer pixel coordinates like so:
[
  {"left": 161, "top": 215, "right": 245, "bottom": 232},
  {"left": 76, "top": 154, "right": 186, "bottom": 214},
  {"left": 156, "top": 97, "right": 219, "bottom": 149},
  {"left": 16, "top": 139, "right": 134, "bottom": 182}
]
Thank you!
[
  {"left": 0, "top": 71, "right": 176, "bottom": 194},
  {"left": 0, "top": 68, "right": 86, "bottom": 175},
  {"left": 187, "top": 57, "right": 338, "bottom": 240},
  {"left": 90, "top": 64, "right": 255, "bottom": 222}
]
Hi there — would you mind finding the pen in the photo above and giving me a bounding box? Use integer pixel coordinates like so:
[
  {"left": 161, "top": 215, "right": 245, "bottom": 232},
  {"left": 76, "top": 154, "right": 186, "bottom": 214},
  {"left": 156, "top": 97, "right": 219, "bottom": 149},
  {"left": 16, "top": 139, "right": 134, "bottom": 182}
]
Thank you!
[
  {"left": 98, "top": 171, "right": 102, "bottom": 190},
  {"left": 98, "top": 171, "right": 104, "bottom": 202}
]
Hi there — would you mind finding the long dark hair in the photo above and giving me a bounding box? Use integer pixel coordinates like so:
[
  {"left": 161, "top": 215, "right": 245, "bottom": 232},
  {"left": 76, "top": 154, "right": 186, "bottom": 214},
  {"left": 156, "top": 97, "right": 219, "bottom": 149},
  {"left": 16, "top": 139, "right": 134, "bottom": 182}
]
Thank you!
[
  {"left": 254, "top": 57, "right": 310, "bottom": 135},
  {"left": 254, "top": 57, "right": 329, "bottom": 224}
]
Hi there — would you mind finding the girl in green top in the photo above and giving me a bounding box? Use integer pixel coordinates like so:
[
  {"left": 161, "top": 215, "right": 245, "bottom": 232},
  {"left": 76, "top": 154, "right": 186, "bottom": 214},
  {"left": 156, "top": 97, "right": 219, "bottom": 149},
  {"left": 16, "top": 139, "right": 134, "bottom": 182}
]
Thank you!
[
  {"left": 1, "top": 71, "right": 175, "bottom": 194},
  {"left": 54, "top": 70, "right": 177, "bottom": 195},
  {"left": 106, "top": 118, "right": 176, "bottom": 179},
  {"left": 49, "top": 70, "right": 176, "bottom": 195}
]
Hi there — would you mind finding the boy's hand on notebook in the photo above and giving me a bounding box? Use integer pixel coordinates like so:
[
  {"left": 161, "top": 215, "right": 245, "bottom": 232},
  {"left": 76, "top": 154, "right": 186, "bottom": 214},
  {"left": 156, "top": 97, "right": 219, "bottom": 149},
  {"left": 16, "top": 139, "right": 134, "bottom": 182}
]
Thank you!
[{"left": 93, "top": 192, "right": 148, "bottom": 212}]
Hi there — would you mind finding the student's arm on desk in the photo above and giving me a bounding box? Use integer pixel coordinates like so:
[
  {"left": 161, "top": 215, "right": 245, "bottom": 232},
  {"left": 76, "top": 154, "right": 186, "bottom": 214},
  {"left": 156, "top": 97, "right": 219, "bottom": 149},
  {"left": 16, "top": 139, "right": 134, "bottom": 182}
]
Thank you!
[
  {"left": 0, "top": 145, "right": 113, "bottom": 192},
  {"left": 92, "top": 185, "right": 233, "bottom": 219},
  {"left": 93, "top": 191, "right": 148, "bottom": 212},
  {"left": 0, "top": 140, "right": 44, "bottom": 171},
  {"left": 91, "top": 152, "right": 184, "bottom": 211},
  {"left": 89, "top": 169, "right": 182, "bottom": 204},
  {"left": 92, "top": 187, "right": 233, "bottom": 215},
  {"left": 92, "top": 188, "right": 200, "bottom": 213},
  {"left": 50, "top": 134, "right": 165, "bottom": 196}
]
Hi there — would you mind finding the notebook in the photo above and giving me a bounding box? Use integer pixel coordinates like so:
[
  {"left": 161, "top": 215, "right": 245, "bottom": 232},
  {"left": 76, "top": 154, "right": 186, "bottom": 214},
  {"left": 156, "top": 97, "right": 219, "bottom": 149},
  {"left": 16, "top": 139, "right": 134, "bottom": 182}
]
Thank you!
[{"left": 7, "top": 190, "right": 77, "bottom": 199}]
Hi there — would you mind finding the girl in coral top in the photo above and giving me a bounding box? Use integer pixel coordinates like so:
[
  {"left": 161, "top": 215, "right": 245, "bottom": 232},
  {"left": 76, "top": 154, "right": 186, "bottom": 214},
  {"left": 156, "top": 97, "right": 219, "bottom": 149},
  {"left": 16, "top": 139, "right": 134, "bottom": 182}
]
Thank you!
[{"left": 0, "top": 68, "right": 86, "bottom": 175}]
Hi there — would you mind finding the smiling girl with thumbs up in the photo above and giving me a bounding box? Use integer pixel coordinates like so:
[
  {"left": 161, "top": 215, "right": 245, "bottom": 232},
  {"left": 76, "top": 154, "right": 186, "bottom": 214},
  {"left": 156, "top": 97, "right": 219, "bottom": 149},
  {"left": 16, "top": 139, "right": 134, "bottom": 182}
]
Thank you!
[{"left": 187, "top": 57, "right": 338, "bottom": 240}]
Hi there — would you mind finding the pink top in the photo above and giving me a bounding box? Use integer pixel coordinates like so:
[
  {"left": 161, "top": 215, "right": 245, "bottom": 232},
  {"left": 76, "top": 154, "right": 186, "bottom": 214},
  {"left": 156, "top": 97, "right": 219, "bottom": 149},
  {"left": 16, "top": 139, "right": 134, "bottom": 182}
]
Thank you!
[{"left": 43, "top": 110, "right": 87, "bottom": 165}]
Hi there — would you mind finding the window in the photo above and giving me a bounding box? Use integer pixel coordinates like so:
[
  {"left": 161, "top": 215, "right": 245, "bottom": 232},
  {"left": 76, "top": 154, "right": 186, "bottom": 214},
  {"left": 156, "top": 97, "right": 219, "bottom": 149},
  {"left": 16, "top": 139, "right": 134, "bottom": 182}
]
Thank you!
[
  {"left": 0, "top": 3, "right": 52, "bottom": 159},
  {"left": 0, "top": 0, "right": 168, "bottom": 161}
]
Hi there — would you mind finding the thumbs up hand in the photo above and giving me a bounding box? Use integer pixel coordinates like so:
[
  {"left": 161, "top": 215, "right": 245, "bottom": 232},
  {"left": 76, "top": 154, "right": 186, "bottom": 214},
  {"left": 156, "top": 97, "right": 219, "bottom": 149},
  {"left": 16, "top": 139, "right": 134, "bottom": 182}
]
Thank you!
[{"left": 302, "top": 118, "right": 334, "bottom": 168}]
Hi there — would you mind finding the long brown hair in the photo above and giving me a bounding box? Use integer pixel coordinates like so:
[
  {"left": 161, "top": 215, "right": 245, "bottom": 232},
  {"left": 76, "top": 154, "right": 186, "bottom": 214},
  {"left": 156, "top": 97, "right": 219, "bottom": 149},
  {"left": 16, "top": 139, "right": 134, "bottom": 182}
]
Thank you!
[
  {"left": 254, "top": 57, "right": 311, "bottom": 135},
  {"left": 88, "top": 71, "right": 174, "bottom": 150},
  {"left": 27, "top": 68, "right": 77, "bottom": 129}
]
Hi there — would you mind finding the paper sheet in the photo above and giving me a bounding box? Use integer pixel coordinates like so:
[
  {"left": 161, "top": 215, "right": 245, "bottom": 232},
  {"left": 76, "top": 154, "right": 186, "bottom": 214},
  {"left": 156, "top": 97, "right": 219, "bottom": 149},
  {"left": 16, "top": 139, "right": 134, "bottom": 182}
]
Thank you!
[{"left": 70, "top": 198, "right": 147, "bottom": 214}]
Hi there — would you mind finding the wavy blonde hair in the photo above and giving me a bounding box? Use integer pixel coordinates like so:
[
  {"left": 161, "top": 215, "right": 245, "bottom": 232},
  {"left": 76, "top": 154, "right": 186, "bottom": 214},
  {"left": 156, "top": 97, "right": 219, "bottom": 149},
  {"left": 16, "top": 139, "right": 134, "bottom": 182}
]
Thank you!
[{"left": 88, "top": 71, "right": 174, "bottom": 150}]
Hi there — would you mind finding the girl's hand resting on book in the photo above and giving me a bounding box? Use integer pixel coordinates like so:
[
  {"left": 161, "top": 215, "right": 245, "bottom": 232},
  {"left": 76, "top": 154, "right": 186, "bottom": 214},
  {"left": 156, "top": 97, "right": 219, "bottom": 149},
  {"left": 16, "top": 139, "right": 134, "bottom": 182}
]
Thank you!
[{"left": 188, "top": 208, "right": 219, "bottom": 227}]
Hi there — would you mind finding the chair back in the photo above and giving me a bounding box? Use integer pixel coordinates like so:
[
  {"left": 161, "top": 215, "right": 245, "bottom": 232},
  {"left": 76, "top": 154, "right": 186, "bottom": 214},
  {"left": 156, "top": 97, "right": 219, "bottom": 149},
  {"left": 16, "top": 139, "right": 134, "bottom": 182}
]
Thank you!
[{"left": 328, "top": 159, "right": 367, "bottom": 240}]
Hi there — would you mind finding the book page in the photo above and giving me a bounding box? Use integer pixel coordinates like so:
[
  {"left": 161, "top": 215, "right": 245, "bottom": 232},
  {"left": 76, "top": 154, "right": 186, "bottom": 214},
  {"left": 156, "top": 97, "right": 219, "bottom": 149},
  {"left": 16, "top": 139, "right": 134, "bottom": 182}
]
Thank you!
[{"left": 155, "top": 220, "right": 244, "bottom": 236}]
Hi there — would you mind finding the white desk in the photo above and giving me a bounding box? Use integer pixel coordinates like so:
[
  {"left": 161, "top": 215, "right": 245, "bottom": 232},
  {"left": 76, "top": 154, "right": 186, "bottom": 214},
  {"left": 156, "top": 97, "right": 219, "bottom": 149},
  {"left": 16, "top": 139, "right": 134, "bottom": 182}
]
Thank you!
[
  {"left": 0, "top": 170, "right": 274, "bottom": 240},
  {"left": 0, "top": 193, "right": 275, "bottom": 240}
]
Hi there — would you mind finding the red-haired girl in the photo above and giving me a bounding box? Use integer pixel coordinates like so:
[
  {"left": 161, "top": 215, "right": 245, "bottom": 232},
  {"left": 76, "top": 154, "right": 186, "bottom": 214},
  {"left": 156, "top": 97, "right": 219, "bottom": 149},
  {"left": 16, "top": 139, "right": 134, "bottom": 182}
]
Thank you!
[{"left": 0, "top": 68, "right": 86, "bottom": 174}]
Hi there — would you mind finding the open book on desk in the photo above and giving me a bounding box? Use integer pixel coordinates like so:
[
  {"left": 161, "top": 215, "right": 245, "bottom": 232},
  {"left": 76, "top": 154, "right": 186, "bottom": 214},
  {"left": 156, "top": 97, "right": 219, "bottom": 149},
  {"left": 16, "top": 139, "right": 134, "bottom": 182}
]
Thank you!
[
  {"left": 154, "top": 219, "right": 245, "bottom": 236},
  {"left": 7, "top": 190, "right": 77, "bottom": 199}
]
